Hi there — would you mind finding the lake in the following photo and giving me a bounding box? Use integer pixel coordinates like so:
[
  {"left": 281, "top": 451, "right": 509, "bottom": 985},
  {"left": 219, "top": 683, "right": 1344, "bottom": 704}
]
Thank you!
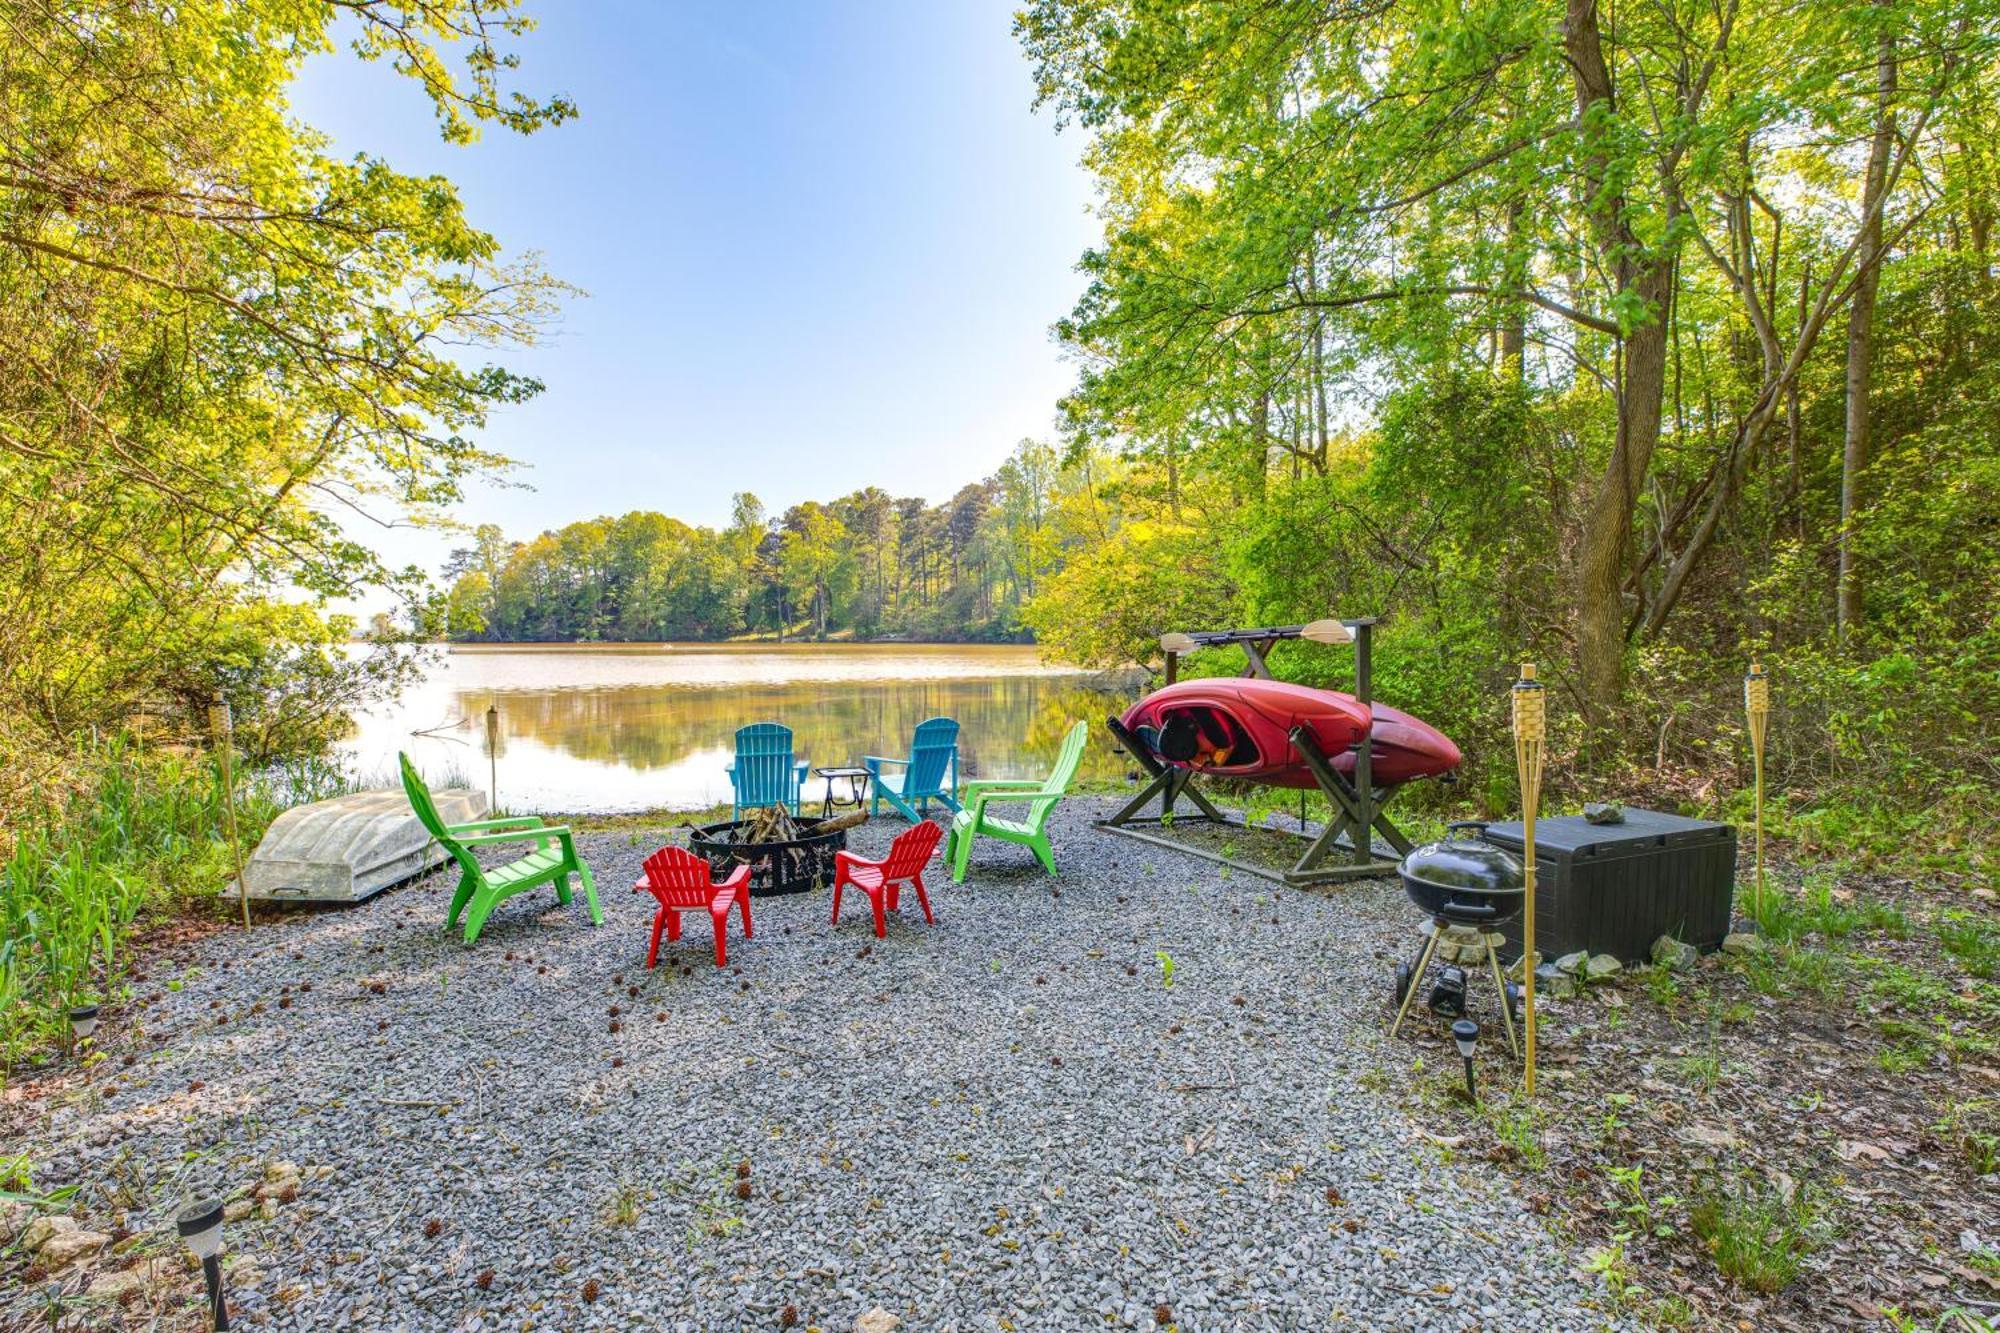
[{"left": 341, "top": 643, "right": 1136, "bottom": 814}]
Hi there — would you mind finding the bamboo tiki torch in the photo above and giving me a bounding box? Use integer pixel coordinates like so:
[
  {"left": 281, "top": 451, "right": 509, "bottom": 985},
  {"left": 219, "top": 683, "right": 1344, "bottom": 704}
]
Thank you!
[
  {"left": 1512, "top": 664, "right": 1546, "bottom": 1096},
  {"left": 485, "top": 703, "right": 500, "bottom": 813},
  {"left": 1744, "top": 662, "right": 1770, "bottom": 925},
  {"left": 210, "top": 694, "right": 251, "bottom": 930}
]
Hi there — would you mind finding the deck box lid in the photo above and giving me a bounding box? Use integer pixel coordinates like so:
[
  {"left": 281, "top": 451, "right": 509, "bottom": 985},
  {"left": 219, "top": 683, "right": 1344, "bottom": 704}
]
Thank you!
[{"left": 1481, "top": 808, "right": 1733, "bottom": 859}]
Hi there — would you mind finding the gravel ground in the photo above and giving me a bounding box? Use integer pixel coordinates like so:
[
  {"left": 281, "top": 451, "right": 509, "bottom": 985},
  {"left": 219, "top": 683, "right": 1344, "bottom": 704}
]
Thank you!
[{"left": 16, "top": 801, "right": 1625, "bottom": 1331}]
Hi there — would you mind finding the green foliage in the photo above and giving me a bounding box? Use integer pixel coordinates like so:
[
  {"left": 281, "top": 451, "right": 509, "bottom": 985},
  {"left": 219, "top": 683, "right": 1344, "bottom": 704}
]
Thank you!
[
  {"left": 1690, "top": 1183, "right": 1830, "bottom": 1294},
  {"left": 1, "top": 0, "right": 569, "bottom": 799},
  {"left": 1, "top": 738, "right": 344, "bottom": 1074},
  {"left": 445, "top": 442, "right": 1120, "bottom": 644}
]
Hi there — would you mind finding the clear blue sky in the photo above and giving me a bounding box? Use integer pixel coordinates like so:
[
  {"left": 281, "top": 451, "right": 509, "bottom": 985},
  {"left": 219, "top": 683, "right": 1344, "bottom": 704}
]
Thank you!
[{"left": 290, "top": 0, "right": 1096, "bottom": 586}]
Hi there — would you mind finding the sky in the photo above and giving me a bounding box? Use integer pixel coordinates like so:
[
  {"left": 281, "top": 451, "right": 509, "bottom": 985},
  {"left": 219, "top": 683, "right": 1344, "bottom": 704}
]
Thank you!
[{"left": 289, "top": 0, "right": 1098, "bottom": 592}]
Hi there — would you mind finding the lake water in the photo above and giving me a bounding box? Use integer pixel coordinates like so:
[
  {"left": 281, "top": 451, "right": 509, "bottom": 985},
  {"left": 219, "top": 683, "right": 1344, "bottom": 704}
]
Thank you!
[{"left": 341, "top": 643, "right": 1134, "bottom": 814}]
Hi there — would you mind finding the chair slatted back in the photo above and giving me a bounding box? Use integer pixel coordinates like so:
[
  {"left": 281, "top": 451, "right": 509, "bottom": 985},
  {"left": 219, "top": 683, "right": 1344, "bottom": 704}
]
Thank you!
[
  {"left": 640, "top": 846, "right": 720, "bottom": 907},
  {"left": 903, "top": 717, "right": 959, "bottom": 799},
  {"left": 399, "top": 752, "right": 481, "bottom": 878},
  {"left": 733, "top": 722, "right": 798, "bottom": 807},
  {"left": 1022, "top": 721, "right": 1090, "bottom": 833},
  {"left": 881, "top": 820, "right": 944, "bottom": 879}
]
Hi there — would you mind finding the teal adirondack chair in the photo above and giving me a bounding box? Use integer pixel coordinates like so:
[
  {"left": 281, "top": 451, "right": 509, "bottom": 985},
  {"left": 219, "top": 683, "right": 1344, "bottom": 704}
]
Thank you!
[
  {"left": 945, "top": 720, "right": 1089, "bottom": 883},
  {"left": 726, "top": 722, "right": 809, "bottom": 820},
  {"left": 399, "top": 753, "right": 601, "bottom": 945},
  {"left": 865, "top": 716, "right": 961, "bottom": 822}
]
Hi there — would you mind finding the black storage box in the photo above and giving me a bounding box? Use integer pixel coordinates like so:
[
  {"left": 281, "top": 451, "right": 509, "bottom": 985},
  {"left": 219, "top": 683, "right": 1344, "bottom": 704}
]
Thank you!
[{"left": 1482, "top": 809, "right": 1735, "bottom": 965}]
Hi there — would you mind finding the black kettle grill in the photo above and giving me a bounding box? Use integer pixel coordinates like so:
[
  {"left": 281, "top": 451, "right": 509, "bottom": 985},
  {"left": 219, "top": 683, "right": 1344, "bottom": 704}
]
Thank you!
[
  {"left": 1398, "top": 821, "right": 1527, "bottom": 926},
  {"left": 1390, "top": 822, "right": 1526, "bottom": 1046}
]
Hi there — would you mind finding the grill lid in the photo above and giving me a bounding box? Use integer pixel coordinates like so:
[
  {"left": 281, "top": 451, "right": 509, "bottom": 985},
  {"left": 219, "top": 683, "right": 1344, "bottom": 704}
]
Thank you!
[{"left": 1400, "top": 822, "right": 1525, "bottom": 895}]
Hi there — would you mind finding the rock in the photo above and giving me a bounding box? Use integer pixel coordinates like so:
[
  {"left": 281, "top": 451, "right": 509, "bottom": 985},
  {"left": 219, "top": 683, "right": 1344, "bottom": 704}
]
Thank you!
[
  {"left": 1650, "top": 936, "right": 1698, "bottom": 971},
  {"left": 38, "top": 1225, "right": 111, "bottom": 1269},
  {"left": 20, "top": 1214, "right": 75, "bottom": 1252},
  {"left": 224, "top": 1199, "right": 255, "bottom": 1223},
  {"left": 1584, "top": 954, "right": 1622, "bottom": 981},
  {"left": 1554, "top": 951, "right": 1589, "bottom": 977},
  {"left": 1722, "top": 931, "right": 1767, "bottom": 956},
  {"left": 0, "top": 1201, "right": 35, "bottom": 1245},
  {"left": 855, "top": 1308, "right": 902, "bottom": 1333},
  {"left": 1582, "top": 802, "right": 1623, "bottom": 825},
  {"left": 86, "top": 1268, "right": 151, "bottom": 1301},
  {"left": 1533, "top": 964, "right": 1576, "bottom": 999}
]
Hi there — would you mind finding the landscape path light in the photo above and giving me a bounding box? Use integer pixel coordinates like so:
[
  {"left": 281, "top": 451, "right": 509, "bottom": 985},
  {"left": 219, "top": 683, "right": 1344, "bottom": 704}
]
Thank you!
[
  {"left": 175, "top": 1197, "right": 229, "bottom": 1330},
  {"left": 1453, "top": 1019, "right": 1480, "bottom": 1103},
  {"left": 67, "top": 1004, "right": 99, "bottom": 1056}
]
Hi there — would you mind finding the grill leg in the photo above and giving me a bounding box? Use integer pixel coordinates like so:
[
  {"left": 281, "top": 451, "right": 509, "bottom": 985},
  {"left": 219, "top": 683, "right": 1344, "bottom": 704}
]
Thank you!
[
  {"left": 1484, "top": 943, "right": 1520, "bottom": 1059},
  {"left": 1389, "top": 928, "right": 1443, "bottom": 1040}
]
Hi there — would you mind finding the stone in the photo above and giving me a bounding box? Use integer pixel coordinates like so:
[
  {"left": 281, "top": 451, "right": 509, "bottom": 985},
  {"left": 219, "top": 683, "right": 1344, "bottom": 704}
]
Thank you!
[
  {"left": 855, "top": 1308, "right": 902, "bottom": 1333},
  {"left": 0, "top": 1201, "right": 35, "bottom": 1245},
  {"left": 224, "top": 1199, "right": 255, "bottom": 1223},
  {"left": 1582, "top": 802, "right": 1623, "bottom": 825},
  {"left": 20, "top": 1214, "right": 74, "bottom": 1252},
  {"left": 1650, "top": 936, "right": 1698, "bottom": 971},
  {"left": 1554, "top": 951, "right": 1589, "bottom": 977},
  {"left": 86, "top": 1268, "right": 151, "bottom": 1302},
  {"left": 38, "top": 1226, "right": 111, "bottom": 1269},
  {"left": 1584, "top": 953, "right": 1622, "bottom": 981},
  {"left": 1721, "top": 931, "right": 1767, "bottom": 956},
  {"left": 1533, "top": 964, "right": 1576, "bottom": 999}
]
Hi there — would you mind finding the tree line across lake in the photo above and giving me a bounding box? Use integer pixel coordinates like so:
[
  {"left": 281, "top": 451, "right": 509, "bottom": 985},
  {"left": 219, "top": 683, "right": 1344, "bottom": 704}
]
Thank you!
[{"left": 430, "top": 441, "right": 1105, "bottom": 645}]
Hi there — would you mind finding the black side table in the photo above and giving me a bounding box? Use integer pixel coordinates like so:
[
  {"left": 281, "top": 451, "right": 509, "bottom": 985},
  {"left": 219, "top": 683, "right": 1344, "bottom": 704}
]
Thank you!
[{"left": 815, "top": 766, "right": 872, "bottom": 818}]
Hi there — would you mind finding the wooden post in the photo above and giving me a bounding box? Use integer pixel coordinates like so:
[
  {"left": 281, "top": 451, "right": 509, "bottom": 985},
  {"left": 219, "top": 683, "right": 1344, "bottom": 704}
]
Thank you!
[
  {"left": 1744, "top": 663, "right": 1770, "bottom": 925},
  {"left": 485, "top": 703, "right": 500, "bottom": 813},
  {"left": 1511, "top": 664, "right": 1546, "bottom": 1095},
  {"left": 210, "top": 694, "right": 251, "bottom": 929}
]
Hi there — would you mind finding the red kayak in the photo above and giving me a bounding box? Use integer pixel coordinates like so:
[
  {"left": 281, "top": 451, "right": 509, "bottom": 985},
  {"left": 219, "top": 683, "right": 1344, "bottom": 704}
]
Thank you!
[
  {"left": 1334, "top": 701, "right": 1463, "bottom": 785},
  {"left": 1120, "top": 679, "right": 1459, "bottom": 790}
]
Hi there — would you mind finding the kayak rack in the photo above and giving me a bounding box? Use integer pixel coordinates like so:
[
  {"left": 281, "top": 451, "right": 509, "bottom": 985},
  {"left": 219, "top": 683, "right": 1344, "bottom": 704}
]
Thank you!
[{"left": 1095, "top": 617, "right": 1412, "bottom": 887}]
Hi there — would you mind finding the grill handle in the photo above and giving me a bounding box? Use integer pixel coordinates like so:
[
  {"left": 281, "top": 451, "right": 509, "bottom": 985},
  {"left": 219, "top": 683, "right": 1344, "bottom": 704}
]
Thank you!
[
  {"left": 1441, "top": 898, "right": 1499, "bottom": 920},
  {"left": 1445, "top": 820, "right": 1488, "bottom": 837}
]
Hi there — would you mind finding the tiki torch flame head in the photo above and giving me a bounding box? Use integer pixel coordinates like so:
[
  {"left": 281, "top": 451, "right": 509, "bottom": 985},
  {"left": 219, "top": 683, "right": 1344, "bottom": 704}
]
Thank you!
[
  {"left": 1512, "top": 663, "right": 1546, "bottom": 741},
  {"left": 1744, "top": 662, "right": 1769, "bottom": 715},
  {"left": 207, "top": 693, "right": 232, "bottom": 739}
]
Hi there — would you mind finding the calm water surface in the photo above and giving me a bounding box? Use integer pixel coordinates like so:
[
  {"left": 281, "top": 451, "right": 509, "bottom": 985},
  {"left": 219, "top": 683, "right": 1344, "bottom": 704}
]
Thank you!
[{"left": 342, "top": 643, "right": 1132, "bottom": 813}]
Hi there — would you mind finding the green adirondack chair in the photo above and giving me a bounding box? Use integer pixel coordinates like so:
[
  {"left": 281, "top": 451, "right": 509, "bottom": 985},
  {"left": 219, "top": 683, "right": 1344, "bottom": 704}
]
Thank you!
[
  {"left": 399, "top": 753, "right": 601, "bottom": 945},
  {"left": 945, "top": 720, "right": 1089, "bottom": 883}
]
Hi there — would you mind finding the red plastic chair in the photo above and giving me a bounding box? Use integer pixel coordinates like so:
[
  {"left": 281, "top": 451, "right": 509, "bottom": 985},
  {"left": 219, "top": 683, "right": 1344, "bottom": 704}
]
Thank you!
[
  {"left": 634, "top": 847, "right": 752, "bottom": 968},
  {"left": 832, "top": 820, "right": 944, "bottom": 939}
]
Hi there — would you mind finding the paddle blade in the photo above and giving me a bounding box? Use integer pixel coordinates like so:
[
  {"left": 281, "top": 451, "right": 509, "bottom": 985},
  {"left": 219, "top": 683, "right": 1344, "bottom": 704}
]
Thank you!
[
  {"left": 1159, "top": 632, "right": 1197, "bottom": 654},
  {"left": 1301, "top": 618, "right": 1353, "bottom": 645}
]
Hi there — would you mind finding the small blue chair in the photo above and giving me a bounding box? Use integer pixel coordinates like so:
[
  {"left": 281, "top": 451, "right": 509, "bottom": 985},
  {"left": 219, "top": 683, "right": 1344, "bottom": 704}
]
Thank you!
[
  {"left": 727, "top": 722, "right": 809, "bottom": 821},
  {"left": 865, "top": 717, "right": 962, "bottom": 823}
]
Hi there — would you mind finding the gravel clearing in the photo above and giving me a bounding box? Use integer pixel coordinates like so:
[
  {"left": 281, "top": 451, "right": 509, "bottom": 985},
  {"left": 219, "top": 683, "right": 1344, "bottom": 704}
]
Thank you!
[{"left": 16, "top": 800, "right": 1625, "bottom": 1331}]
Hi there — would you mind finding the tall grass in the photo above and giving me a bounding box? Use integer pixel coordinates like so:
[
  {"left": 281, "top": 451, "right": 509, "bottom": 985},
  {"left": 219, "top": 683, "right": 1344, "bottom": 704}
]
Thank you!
[{"left": 1, "top": 737, "right": 353, "bottom": 1075}]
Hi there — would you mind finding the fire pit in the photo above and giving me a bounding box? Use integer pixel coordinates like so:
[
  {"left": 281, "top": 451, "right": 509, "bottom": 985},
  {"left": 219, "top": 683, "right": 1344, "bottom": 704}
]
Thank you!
[{"left": 688, "top": 806, "right": 855, "bottom": 897}]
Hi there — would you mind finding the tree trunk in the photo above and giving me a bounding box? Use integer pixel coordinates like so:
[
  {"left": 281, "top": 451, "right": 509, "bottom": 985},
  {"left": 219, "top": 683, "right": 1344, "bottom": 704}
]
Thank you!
[
  {"left": 1576, "top": 264, "right": 1674, "bottom": 714},
  {"left": 1564, "top": 0, "right": 1678, "bottom": 720},
  {"left": 1501, "top": 198, "right": 1528, "bottom": 376},
  {"left": 1838, "top": 21, "right": 1897, "bottom": 640}
]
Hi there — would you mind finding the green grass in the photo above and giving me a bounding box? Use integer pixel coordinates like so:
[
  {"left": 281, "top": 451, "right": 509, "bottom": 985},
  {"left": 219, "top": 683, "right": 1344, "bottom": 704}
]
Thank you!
[
  {"left": 1690, "top": 1182, "right": 1829, "bottom": 1293},
  {"left": 1, "top": 736, "right": 351, "bottom": 1075},
  {"left": 1938, "top": 912, "right": 2000, "bottom": 980}
]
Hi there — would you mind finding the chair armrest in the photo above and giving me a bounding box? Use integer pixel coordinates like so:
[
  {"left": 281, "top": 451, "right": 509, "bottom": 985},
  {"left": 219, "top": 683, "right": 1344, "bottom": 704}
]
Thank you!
[
  {"left": 454, "top": 825, "right": 571, "bottom": 848},
  {"left": 963, "top": 779, "right": 1041, "bottom": 796},
  {"left": 861, "top": 755, "right": 908, "bottom": 769},
  {"left": 448, "top": 815, "right": 546, "bottom": 832},
  {"left": 717, "top": 863, "right": 752, "bottom": 891}
]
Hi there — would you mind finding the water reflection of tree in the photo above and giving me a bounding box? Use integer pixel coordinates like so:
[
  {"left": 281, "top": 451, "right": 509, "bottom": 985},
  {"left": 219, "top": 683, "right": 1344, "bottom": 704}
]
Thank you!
[{"left": 464, "top": 679, "right": 1132, "bottom": 783}]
